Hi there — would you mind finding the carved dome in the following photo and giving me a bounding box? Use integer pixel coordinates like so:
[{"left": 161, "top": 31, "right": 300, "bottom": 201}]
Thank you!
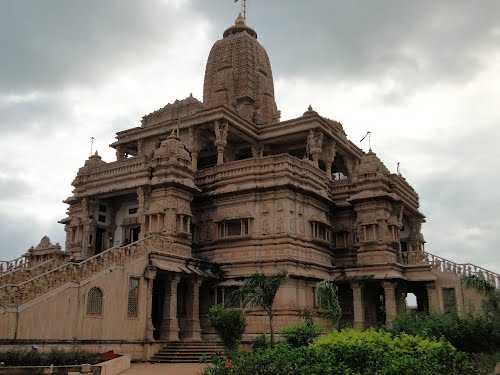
[
  {"left": 203, "top": 15, "right": 279, "bottom": 125},
  {"left": 153, "top": 132, "right": 191, "bottom": 164},
  {"left": 356, "top": 151, "right": 390, "bottom": 177}
]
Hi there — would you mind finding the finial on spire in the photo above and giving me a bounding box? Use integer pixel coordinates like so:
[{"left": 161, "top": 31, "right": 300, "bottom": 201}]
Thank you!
[
  {"left": 234, "top": 0, "right": 247, "bottom": 21},
  {"left": 90, "top": 136, "right": 95, "bottom": 156}
]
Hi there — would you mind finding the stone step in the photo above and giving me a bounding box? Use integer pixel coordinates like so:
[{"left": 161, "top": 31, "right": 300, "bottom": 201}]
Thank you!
[{"left": 151, "top": 342, "right": 224, "bottom": 363}]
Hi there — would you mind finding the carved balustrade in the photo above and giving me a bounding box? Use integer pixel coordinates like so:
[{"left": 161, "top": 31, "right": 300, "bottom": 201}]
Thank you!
[
  {"left": 0, "top": 234, "right": 175, "bottom": 306},
  {"left": 423, "top": 252, "right": 500, "bottom": 289},
  {"left": 74, "top": 157, "right": 147, "bottom": 186},
  {"left": 0, "top": 258, "right": 63, "bottom": 286},
  {"left": 0, "top": 256, "right": 29, "bottom": 275},
  {"left": 195, "top": 154, "right": 350, "bottom": 195}
]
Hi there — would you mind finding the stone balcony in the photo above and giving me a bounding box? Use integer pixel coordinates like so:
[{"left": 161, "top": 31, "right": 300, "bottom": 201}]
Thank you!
[
  {"left": 72, "top": 157, "right": 149, "bottom": 197},
  {"left": 195, "top": 154, "right": 350, "bottom": 199}
]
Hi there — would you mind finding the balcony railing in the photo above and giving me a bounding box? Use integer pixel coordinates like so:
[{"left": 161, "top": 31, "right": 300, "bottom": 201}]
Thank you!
[
  {"left": 74, "top": 157, "right": 147, "bottom": 186},
  {"left": 195, "top": 154, "right": 349, "bottom": 194},
  {"left": 402, "top": 250, "right": 499, "bottom": 289}
]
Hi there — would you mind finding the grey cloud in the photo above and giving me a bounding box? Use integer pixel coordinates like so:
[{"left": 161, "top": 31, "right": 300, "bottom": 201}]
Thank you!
[
  {"left": 0, "top": 0, "right": 189, "bottom": 95},
  {"left": 193, "top": 0, "right": 500, "bottom": 97}
]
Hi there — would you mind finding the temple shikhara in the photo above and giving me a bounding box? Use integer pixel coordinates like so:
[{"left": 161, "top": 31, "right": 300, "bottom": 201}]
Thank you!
[{"left": 1, "top": 15, "right": 498, "bottom": 361}]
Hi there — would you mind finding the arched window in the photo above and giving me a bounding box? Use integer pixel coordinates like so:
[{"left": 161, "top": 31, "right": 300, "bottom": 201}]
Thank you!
[{"left": 86, "top": 287, "right": 103, "bottom": 315}]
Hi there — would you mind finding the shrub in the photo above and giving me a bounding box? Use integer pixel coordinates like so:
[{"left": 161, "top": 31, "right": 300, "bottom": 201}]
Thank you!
[
  {"left": 390, "top": 312, "right": 500, "bottom": 353},
  {"left": 280, "top": 315, "right": 322, "bottom": 348},
  {"left": 252, "top": 334, "right": 270, "bottom": 351},
  {"left": 0, "top": 349, "right": 101, "bottom": 366},
  {"left": 204, "top": 329, "right": 474, "bottom": 375},
  {"left": 208, "top": 304, "right": 246, "bottom": 355}
]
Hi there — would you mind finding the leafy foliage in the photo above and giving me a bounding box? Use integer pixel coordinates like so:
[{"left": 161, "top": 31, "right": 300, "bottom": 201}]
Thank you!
[
  {"left": 389, "top": 312, "right": 500, "bottom": 353},
  {"left": 208, "top": 304, "right": 246, "bottom": 356},
  {"left": 204, "top": 329, "right": 475, "bottom": 375},
  {"left": 239, "top": 271, "right": 287, "bottom": 346},
  {"left": 314, "top": 280, "right": 342, "bottom": 327},
  {"left": 462, "top": 275, "right": 495, "bottom": 293},
  {"left": 280, "top": 314, "right": 322, "bottom": 348},
  {"left": 252, "top": 334, "right": 270, "bottom": 351},
  {"left": 0, "top": 349, "right": 101, "bottom": 366}
]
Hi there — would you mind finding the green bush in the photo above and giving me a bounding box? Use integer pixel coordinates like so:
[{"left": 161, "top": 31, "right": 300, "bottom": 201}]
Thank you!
[
  {"left": 0, "top": 349, "right": 101, "bottom": 366},
  {"left": 280, "top": 316, "right": 322, "bottom": 348},
  {"left": 252, "top": 334, "right": 270, "bottom": 351},
  {"left": 208, "top": 304, "right": 246, "bottom": 355},
  {"left": 204, "top": 329, "right": 474, "bottom": 375},
  {"left": 390, "top": 312, "right": 500, "bottom": 353}
]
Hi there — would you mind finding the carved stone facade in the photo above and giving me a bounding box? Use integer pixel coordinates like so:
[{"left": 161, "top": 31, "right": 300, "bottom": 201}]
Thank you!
[{"left": 0, "top": 15, "right": 498, "bottom": 359}]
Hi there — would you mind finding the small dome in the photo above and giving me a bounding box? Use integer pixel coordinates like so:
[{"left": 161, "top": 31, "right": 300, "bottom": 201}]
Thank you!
[
  {"left": 203, "top": 16, "right": 279, "bottom": 125},
  {"left": 356, "top": 151, "right": 390, "bottom": 177},
  {"left": 154, "top": 132, "right": 191, "bottom": 163}
]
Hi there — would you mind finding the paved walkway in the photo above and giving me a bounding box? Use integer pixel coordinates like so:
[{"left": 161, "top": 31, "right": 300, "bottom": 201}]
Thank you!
[{"left": 122, "top": 363, "right": 209, "bottom": 375}]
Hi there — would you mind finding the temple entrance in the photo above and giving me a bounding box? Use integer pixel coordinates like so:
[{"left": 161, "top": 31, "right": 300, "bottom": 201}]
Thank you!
[
  {"left": 150, "top": 271, "right": 203, "bottom": 342},
  {"left": 364, "top": 283, "right": 386, "bottom": 327}
]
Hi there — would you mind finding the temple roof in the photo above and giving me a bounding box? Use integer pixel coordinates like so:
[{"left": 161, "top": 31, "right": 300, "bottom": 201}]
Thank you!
[{"left": 203, "top": 15, "right": 279, "bottom": 125}]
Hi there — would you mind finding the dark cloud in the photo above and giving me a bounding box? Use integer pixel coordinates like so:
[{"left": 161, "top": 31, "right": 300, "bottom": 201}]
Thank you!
[
  {"left": 193, "top": 0, "right": 500, "bottom": 96},
  {"left": 0, "top": 0, "right": 190, "bottom": 95}
]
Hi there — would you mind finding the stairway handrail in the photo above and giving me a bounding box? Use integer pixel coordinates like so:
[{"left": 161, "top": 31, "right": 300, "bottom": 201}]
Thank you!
[{"left": 0, "top": 234, "right": 174, "bottom": 304}]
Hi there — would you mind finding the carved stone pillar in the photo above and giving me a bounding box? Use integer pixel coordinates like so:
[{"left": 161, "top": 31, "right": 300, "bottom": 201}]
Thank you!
[
  {"left": 382, "top": 281, "right": 398, "bottom": 326},
  {"left": 251, "top": 144, "right": 263, "bottom": 158},
  {"left": 426, "top": 282, "right": 441, "bottom": 314},
  {"left": 144, "top": 266, "right": 157, "bottom": 342},
  {"left": 352, "top": 282, "right": 365, "bottom": 329},
  {"left": 189, "top": 127, "right": 201, "bottom": 170},
  {"left": 186, "top": 277, "right": 202, "bottom": 341},
  {"left": 214, "top": 121, "right": 228, "bottom": 166},
  {"left": 116, "top": 145, "right": 126, "bottom": 161},
  {"left": 161, "top": 275, "right": 181, "bottom": 341},
  {"left": 325, "top": 141, "right": 336, "bottom": 179}
]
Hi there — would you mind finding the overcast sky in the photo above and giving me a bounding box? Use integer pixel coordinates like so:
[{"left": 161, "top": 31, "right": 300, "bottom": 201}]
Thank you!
[{"left": 0, "top": 0, "right": 499, "bottom": 272}]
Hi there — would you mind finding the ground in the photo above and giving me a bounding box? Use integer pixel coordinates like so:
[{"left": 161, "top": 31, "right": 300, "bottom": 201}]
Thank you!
[{"left": 122, "top": 363, "right": 209, "bottom": 375}]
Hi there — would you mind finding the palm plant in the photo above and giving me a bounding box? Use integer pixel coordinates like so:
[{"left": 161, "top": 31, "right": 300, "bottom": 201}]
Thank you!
[
  {"left": 239, "top": 271, "right": 287, "bottom": 346},
  {"left": 315, "top": 280, "right": 342, "bottom": 328}
]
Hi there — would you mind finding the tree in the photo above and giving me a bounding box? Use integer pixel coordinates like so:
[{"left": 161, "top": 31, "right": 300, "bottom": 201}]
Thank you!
[
  {"left": 239, "top": 271, "right": 287, "bottom": 346},
  {"left": 207, "top": 304, "right": 246, "bottom": 356},
  {"left": 315, "top": 280, "right": 342, "bottom": 328}
]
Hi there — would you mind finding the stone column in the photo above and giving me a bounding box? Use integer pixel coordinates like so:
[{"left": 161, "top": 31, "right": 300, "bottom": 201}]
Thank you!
[
  {"left": 144, "top": 266, "right": 157, "bottom": 342},
  {"left": 214, "top": 121, "right": 228, "bottom": 166},
  {"left": 382, "top": 281, "right": 398, "bottom": 326},
  {"left": 325, "top": 141, "right": 336, "bottom": 179},
  {"left": 186, "top": 277, "right": 202, "bottom": 341},
  {"left": 116, "top": 145, "right": 126, "bottom": 161},
  {"left": 352, "top": 282, "right": 365, "bottom": 329},
  {"left": 160, "top": 275, "right": 181, "bottom": 341},
  {"left": 426, "top": 282, "right": 440, "bottom": 314}
]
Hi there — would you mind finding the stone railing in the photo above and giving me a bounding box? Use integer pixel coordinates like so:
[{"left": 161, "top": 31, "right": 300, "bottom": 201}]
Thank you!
[
  {"left": 424, "top": 252, "right": 500, "bottom": 289},
  {"left": 74, "top": 157, "right": 147, "bottom": 186},
  {"left": 195, "top": 154, "right": 345, "bottom": 194},
  {"left": 0, "top": 234, "right": 174, "bottom": 306},
  {"left": 0, "top": 258, "right": 63, "bottom": 286},
  {"left": 0, "top": 256, "right": 29, "bottom": 275}
]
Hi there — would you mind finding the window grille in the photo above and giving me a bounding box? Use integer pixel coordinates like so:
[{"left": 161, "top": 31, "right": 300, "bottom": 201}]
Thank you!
[
  {"left": 128, "top": 277, "right": 140, "bottom": 317},
  {"left": 218, "top": 218, "right": 250, "bottom": 239},
  {"left": 87, "top": 287, "right": 103, "bottom": 315},
  {"left": 310, "top": 221, "right": 331, "bottom": 242}
]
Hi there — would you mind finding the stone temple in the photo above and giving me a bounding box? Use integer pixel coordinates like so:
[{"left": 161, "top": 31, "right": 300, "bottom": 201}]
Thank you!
[{"left": 0, "top": 15, "right": 498, "bottom": 360}]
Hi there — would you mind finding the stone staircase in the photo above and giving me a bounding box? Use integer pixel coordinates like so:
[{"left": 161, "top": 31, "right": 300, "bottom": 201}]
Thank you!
[
  {"left": 0, "top": 234, "right": 176, "bottom": 306},
  {"left": 150, "top": 341, "right": 225, "bottom": 363},
  {"left": 0, "top": 258, "right": 63, "bottom": 287}
]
